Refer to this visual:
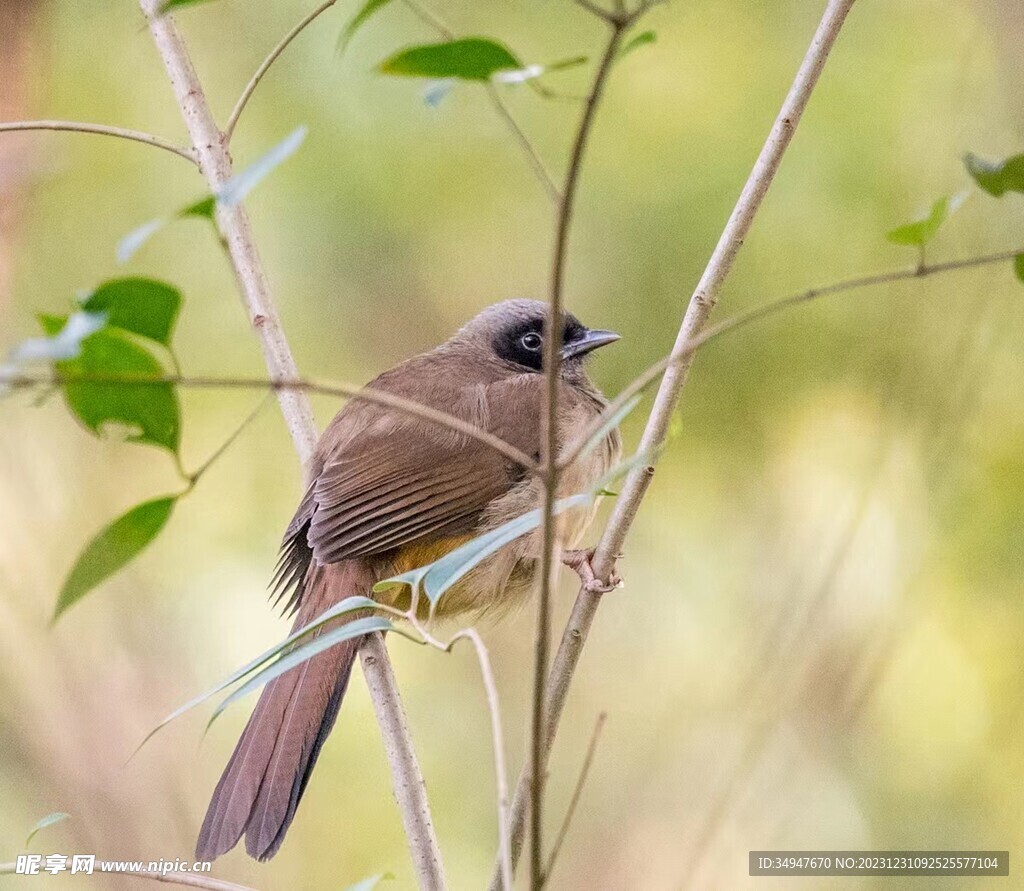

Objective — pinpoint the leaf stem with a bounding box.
[0,120,196,164]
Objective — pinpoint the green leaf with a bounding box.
[41,317,180,453]
[211,617,397,724]
[620,30,656,58]
[344,875,393,891]
[54,498,176,620]
[339,0,395,54]
[886,193,966,247]
[25,813,71,847]
[159,0,217,12]
[964,152,1024,197]
[135,596,383,753]
[380,38,522,81]
[1014,254,1024,284]
[181,195,216,219]
[81,278,181,346]
[375,493,594,608]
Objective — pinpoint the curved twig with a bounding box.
[0,862,254,891]
[225,0,340,142]
[0,370,538,474]
[0,120,196,163]
[560,244,1024,468]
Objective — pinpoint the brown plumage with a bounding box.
[196,300,621,862]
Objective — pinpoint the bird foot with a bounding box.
[560,548,623,594]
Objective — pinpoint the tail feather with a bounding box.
[196,562,371,862]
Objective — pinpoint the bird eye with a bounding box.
[521,332,542,351]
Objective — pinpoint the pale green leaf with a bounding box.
[211,617,396,723]
[25,813,71,847]
[135,596,382,753]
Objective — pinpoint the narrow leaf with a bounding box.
[41,318,180,453]
[886,193,966,247]
[25,813,71,847]
[376,493,594,607]
[159,0,217,12]
[117,218,167,264]
[964,151,1024,197]
[1014,254,1024,284]
[136,596,381,752]
[81,278,182,346]
[572,394,642,462]
[54,497,176,620]
[620,30,656,58]
[211,617,395,723]
[217,126,307,208]
[380,38,522,81]
[339,0,395,53]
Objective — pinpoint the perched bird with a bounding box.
[196,299,622,862]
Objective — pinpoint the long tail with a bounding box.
[196,561,373,862]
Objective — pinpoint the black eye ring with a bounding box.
[521,332,542,351]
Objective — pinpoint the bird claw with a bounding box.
[561,548,623,594]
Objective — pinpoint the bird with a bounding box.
[195,299,622,862]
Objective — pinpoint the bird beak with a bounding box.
[561,328,621,360]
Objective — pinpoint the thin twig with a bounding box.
[450,629,513,891]
[560,244,1024,468]
[532,14,629,891]
[186,392,272,486]
[1,371,537,473]
[399,0,561,203]
[544,712,607,882]
[493,1,860,886]
[137,2,446,886]
[0,120,196,163]
[0,862,255,891]
[224,0,340,142]
[485,85,562,205]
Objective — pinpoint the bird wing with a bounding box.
[271,374,543,614]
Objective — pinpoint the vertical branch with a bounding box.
[137,3,446,888]
[531,13,628,890]
[495,0,859,886]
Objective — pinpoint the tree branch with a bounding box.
[495,0,860,886]
[0,120,196,163]
[485,85,562,205]
[225,0,340,142]
[0,862,255,891]
[136,2,446,887]
[532,13,629,890]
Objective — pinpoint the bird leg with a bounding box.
[560,548,623,594]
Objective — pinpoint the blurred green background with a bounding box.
[2,0,1023,888]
